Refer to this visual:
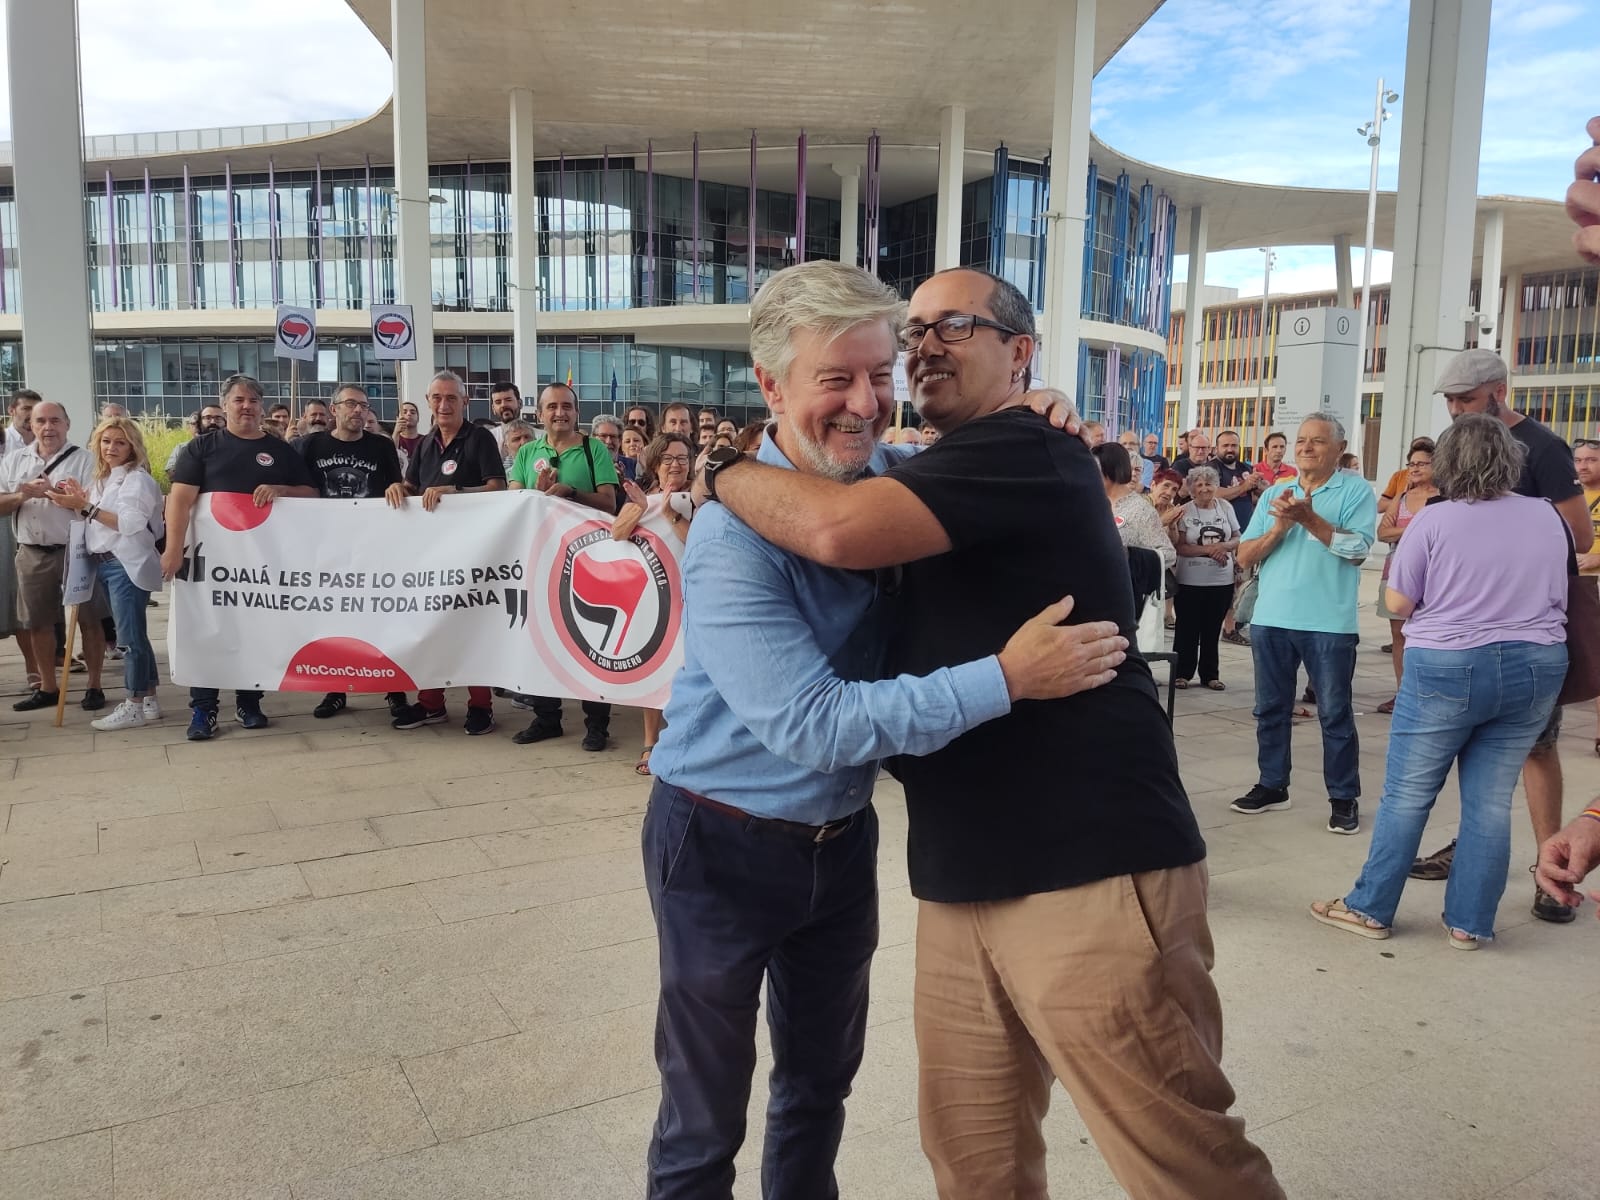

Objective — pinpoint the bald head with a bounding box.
[30,401,69,454]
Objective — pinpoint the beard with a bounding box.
[786,424,873,483]
[1219,451,1239,465]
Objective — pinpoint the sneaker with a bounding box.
[108,645,127,661]
[236,705,270,730]
[142,696,162,722]
[1230,784,1291,815]
[392,702,447,730]
[510,693,538,710]
[186,709,218,740]
[1531,881,1576,924]
[463,706,497,736]
[1409,839,1455,881]
[512,721,563,745]
[92,699,146,731]
[12,689,59,712]
[1327,799,1360,835]
[385,692,409,721]
[1300,685,1316,705]
[313,693,347,719]
[80,687,106,712]
[581,728,609,752]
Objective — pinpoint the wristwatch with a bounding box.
[700,446,746,503]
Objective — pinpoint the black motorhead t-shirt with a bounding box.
[170,429,315,494]
[404,423,506,492]
[884,407,1206,904]
[300,431,404,499]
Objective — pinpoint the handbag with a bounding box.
[1234,572,1259,627]
[1554,507,1600,705]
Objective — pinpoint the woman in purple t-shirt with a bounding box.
[1313,415,1569,949]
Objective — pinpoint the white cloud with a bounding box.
[1493,0,1583,36]
[1186,246,1393,299]
[0,0,392,140]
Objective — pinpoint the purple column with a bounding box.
[105,170,118,310]
[267,157,279,304]
[795,131,807,265]
[646,140,655,306]
[464,156,474,308]
[602,147,611,309]
[1105,345,1122,426]
[224,159,238,308]
[144,167,156,308]
[365,156,375,303]
[692,133,701,301]
[748,131,758,296]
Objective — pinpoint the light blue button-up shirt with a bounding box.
[1242,469,1378,635]
[648,436,1012,823]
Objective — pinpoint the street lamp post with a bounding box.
[1354,78,1400,415]
[1256,247,1275,418]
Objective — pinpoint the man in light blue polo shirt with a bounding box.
[640,261,1126,1200]
[1232,412,1377,834]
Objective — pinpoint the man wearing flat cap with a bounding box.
[1407,347,1591,924]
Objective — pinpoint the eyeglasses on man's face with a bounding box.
[900,313,1021,351]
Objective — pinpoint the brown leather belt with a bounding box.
[681,788,856,844]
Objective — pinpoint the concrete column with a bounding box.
[1333,235,1354,309]
[834,164,860,266]
[1477,207,1504,352]
[391,0,436,428]
[1376,0,1491,481]
[5,1,95,429]
[934,105,965,271]
[1498,269,1521,377]
[509,88,539,393]
[1040,0,1096,389]
[1179,205,1208,436]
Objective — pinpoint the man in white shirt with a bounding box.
[3,389,39,457]
[0,400,109,711]
[489,382,523,450]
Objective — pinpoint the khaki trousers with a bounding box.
[914,862,1283,1199]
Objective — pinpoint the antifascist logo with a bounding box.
[277,312,314,350]
[548,526,675,683]
[374,312,414,352]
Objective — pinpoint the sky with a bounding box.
[0,0,1593,301]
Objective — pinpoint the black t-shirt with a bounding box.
[171,429,315,494]
[404,423,505,491]
[1214,458,1257,527]
[1141,451,1170,473]
[301,431,404,499]
[1510,419,1580,502]
[884,408,1206,903]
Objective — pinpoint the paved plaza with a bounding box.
[2,573,1597,1199]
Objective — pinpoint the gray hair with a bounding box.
[1302,411,1346,443]
[500,419,535,439]
[590,413,623,436]
[31,400,69,426]
[428,370,465,396]
[930,267,1037,388]
[1431,412,1525,502]
[750,260,904,384]
[1186,465,1220,489]
[330,383,369,403]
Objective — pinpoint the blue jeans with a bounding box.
[96,558,157,695]
[643,780,878,1200]
[1250,625,1360,799]
[1344,641,1566,939]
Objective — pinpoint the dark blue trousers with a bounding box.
[642,780,879,1200]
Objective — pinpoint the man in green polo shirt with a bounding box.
[508,382,622,751]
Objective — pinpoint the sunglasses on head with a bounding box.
[1575,439,1600,449]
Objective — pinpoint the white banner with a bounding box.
[167,491,685,707]
[62,520,95,607]
[274,305,317,362]
[370,304,418,362]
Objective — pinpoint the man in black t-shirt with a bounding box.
[1411,348,1592,923]
[301,383,408,722]
[382,370,507,736]
[163,374,318,741]
[708,269,1282,1198]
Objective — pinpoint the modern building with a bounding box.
[2,0,1581,480]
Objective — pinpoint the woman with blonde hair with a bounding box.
[45,416,164,729]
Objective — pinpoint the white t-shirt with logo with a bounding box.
[1171,501,1240,588]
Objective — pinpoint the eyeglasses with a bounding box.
[658,454,692,466]
[337,401,371,412]
[900,313,1021,350]
[1406,458,1432,467]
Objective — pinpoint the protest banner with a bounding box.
[167,490,685,708]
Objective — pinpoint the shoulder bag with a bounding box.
[1554,504,1600,706]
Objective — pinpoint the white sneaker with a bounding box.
[108,646,127,661]
[142,696,162,722]
[92,699,146,731]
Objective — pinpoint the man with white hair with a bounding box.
[642,260,1131,1199]
[0,399,110,711]
[1234,412,1378,833]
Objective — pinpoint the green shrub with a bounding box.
[137,418,189,492]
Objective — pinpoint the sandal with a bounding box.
[635,745,655,777]
[1221,629,1250,646]
[1164,617,1176,630]
[1173,678,1189,689]
[1204,680,1225,691]
[1443,921,1481,950]
[1291,706,1315,720]
[1310,899,1391,940]
[1377,697,1396,715]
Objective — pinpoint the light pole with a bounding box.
[1353,78,1399,414]
[1255,247,1275,418]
